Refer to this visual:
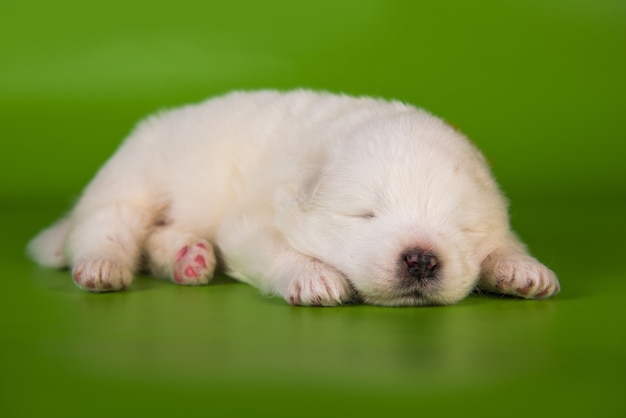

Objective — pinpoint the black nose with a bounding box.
[403,249,439,281]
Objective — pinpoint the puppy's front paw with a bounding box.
[72,259,133,292]
[172,241,216,285]
[284,263,354,306]
[487,255,560,299]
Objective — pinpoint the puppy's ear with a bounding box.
[274,165,323,235]
[274,147,327,223]
[296,169,323,210]
[294,145,330,211]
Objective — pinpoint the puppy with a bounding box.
[27,90,560,306]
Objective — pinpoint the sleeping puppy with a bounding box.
[27,90,560,306]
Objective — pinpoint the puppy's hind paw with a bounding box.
[72,259,133,292]
[172,241,216,286]
[284,263,355,307]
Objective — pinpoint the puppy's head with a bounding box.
[277,110,509,306]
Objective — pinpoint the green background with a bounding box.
[1,1,625,417]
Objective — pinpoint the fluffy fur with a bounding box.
[27,90,560,306]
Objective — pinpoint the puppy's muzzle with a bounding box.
[402,249,439,282]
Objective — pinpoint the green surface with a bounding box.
[1,1,625,417]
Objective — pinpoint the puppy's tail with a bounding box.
[27,217,71,268]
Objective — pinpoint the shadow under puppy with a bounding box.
[28,90,560,306]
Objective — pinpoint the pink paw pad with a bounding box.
[172,242,213,285]
[176,246,189,261]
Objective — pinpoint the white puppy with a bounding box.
[28,90,560,306]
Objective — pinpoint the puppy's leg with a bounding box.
[479,233,560,299]
[144,226,216,285]
[67,204,150,292]
[217,215,354,306]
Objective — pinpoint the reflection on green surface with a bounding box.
[1,0,625,416]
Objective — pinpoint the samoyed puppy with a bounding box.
[27,90,560,306]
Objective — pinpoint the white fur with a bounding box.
[27,90,560,305]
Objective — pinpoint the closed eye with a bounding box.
[347,212,377,220]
